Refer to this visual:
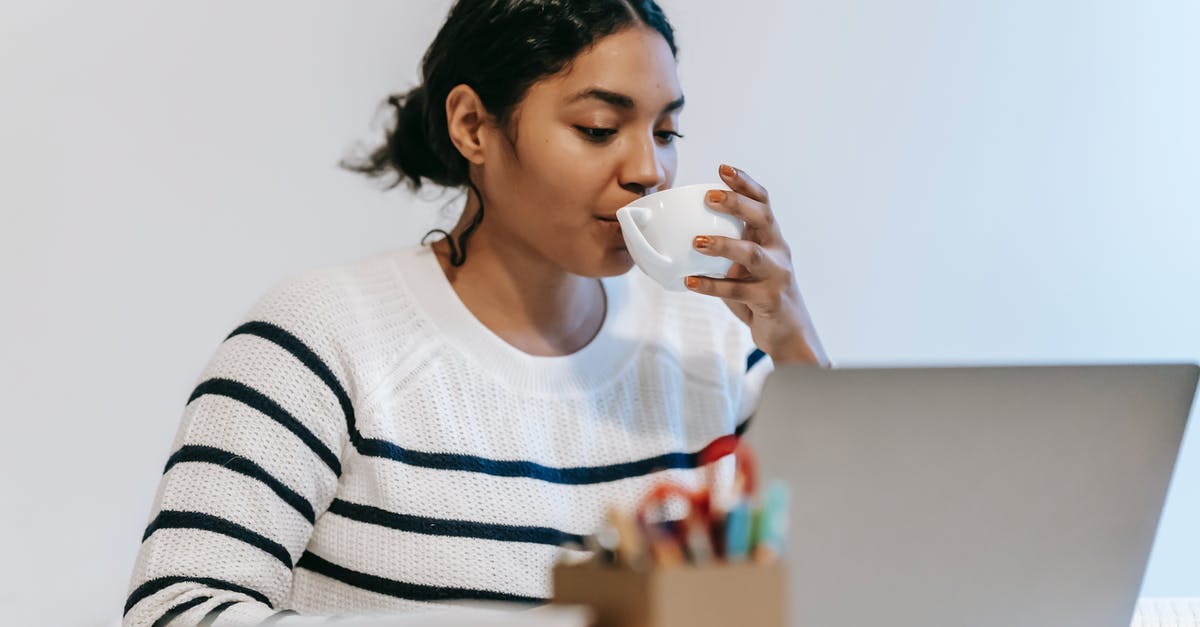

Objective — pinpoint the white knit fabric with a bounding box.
[124,244,773,626]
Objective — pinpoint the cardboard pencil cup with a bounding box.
[551,558,786,627]
[552,441,788,627]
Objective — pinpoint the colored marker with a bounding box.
[724,500,752,561]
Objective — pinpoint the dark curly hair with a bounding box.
[340,0,678,266]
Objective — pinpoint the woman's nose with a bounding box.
[619,132,668,194]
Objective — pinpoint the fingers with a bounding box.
[719,164,768,204]
[705,189,772,233]
[684,274,782,313]
[693,235,780,279]
[707,164,779,238]
[691,164,793,311]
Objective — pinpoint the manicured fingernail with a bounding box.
[693,235,711,249]
[720,164,737,179]
[706,190,725,204]
[685,276,700,290]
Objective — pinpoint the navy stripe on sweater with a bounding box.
[125,576,271,616]
[355,413,751,485]
[163,444,316,524]
[228,320,360,444]
[747,347,767,371]
[151,595,210,627]
[327,499,585,547]
[356,437,697,484]
[297,551,545,604]
[143,510,293,568]
[187,377,341,476]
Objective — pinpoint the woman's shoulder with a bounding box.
[247,246,420,320]
[234,246,428,370]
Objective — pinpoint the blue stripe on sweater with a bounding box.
[142,510,293,568]
[164,444,316,524]
[356,436,725,485]
[327,499,585,547]
[187,377,341,477]
[747,347,766,371]
[296,551,545,604]
[124,576,271,616]
[151,595,210,627]
[228,320,360,444]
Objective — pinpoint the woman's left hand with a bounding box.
[685,163,830,367]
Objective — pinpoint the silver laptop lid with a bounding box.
[745,363,1198,627]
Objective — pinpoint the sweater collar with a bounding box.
[393,244,647,394]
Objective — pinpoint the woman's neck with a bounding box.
[430,204,606,358]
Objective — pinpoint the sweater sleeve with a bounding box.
[123,270,354,627]
[737,342,774,426]
[736,334,775,427]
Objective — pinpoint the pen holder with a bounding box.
[554,440,786,626]
[551,558,787,627]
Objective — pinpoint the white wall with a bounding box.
[1,1,1196,625]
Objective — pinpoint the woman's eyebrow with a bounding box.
[565,87,685,114]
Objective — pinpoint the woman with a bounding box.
[124,1,828,624]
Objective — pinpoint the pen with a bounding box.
[724,499,752,562]
[683,511,714,564]
[754,480,789,562]
[646,519,685,567]
[584,531,616,565]
[606,507,646,569]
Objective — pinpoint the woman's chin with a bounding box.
[568,247,634,278]
[599,247,635,277]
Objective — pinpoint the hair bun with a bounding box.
[381,85,458,190]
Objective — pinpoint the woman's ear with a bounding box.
[445,84,492,165]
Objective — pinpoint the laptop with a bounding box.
[744,363,1199,627]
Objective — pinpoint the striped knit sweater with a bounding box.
[124,243,774,626]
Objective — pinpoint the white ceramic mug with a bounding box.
[616,183,745,291]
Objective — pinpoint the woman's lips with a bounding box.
[595,216,624,240]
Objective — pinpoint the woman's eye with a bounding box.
[576,126,617,141]
[656,130,684,145]
[575,126,685,145]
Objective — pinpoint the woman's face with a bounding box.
[474,26,683,278]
